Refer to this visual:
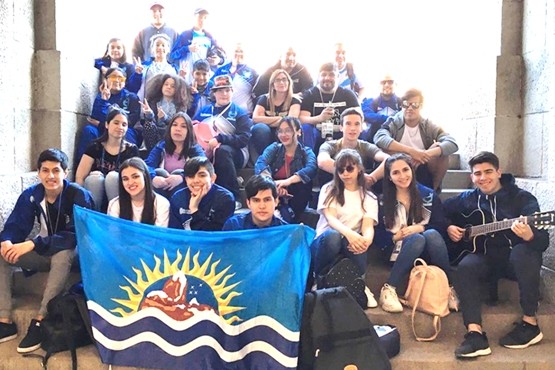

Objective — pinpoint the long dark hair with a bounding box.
[164,112,196,160]
[382,153,423,229]
[145,73,192,112]
[94,107,129,144]
[117,157,156,225]
[323,149,366,209]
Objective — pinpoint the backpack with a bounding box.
[317,257,367,309]
[400,258,450,341]
[38,283,95,370]
[298,287,391,370]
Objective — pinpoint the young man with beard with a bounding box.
[300,63,360,152]
[222,175,286,230]
[373,88,458,192]
[0,149,94,353]
[444,151,548,358]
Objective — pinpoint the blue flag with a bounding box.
[74,207,314,369]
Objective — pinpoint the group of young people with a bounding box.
[0,2,549,363]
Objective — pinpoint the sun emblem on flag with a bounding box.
[111,248,245,324]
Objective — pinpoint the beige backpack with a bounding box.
[400,258,450,341]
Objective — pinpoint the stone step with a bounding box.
[439,188,469,202]
[442,169,472,189]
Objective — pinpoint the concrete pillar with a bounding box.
[494,0,523,175]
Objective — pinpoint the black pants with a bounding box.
[453,243,543,327]
[213,144,245,199]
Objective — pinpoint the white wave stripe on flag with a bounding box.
[88,300,300,342]
[92,328,298,368]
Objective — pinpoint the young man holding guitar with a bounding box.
[444,151,551,358]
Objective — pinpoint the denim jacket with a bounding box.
[254,142,317,184]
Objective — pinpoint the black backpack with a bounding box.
[32,284,95,370]
[317,257,368,309]
[298,287,391,370]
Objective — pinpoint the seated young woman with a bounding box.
[141,73,192,152]
[145,112,205,199]
[75,107,139,211]
[374,153,459,313]
[254,116,316,222]
[107,157,170,227]
[311,148,379,307]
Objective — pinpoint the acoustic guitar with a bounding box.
[449,210,555,264]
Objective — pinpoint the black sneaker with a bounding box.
[499,321,543,349]
[0,322,17,343]
[16,319,42,353]
[455,331,492,358]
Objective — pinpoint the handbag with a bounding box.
[400,258,450,341]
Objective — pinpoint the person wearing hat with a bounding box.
[361,74,403,143]
[170,8,225,85]
[192,74,252,210]
[132,2,178,63]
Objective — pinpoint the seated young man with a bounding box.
[223,175,287,230]
[169,156,235,231]
[444,151,549,358]
[0,148,95,353]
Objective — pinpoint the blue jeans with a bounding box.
[213,144,245,199]
[387,229,452,289]
[250,123,277,155]
[311,229,368,277]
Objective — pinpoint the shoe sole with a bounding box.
[16,343,41,353]
[0,334,17,343]
[501,332,543,349]
[456,347,492,358]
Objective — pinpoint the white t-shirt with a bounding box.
[315,182,378,237]
[107,193,170,227]
[399,124,425,150]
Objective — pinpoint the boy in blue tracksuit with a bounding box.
[0,149,94,354]
[169,157,234,231]
[223,175,287,231]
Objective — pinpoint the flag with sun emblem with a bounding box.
[74,206,314,370]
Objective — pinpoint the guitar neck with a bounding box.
[468,216,525,238]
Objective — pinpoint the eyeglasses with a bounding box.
[402,101,422,109]
[274,78,288,84]
[108,76,126,82]
[338,165,356,174]
[277,128,294,135]
[381,79,394,85]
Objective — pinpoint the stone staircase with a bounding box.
[364,247,555,369]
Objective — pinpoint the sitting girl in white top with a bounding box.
[108,157,170,227]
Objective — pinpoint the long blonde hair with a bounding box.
[268,69,294,116]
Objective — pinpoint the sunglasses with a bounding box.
[402,101,422,109]
[338,165,356,174]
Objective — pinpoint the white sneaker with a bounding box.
[380,284,403,313]
[364,286,378,308]
[449,286,460,312]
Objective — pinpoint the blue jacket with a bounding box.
[361,94,402,126]
[169,184,235,231]
[443,174,549,252]
[254,142,317,184]
[145,140,205,179]
[0,180,95,255]
[169,28,221,66]
[222,212,287,231]
[93,57,141,93]
[374,184,447,249]
[90,89,141,130]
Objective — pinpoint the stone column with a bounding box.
[494,0,523,174]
